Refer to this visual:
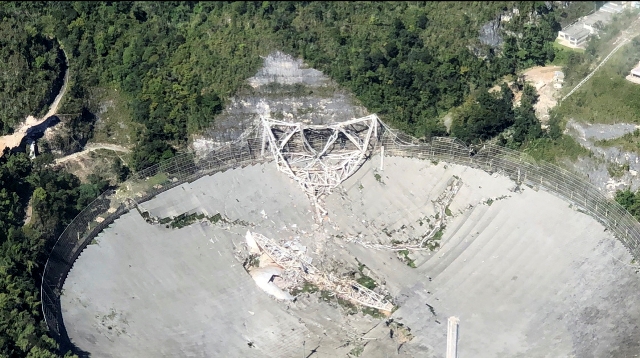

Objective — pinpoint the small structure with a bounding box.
[582,10,615,33]
[553,71,565,89]
[557,24,591,47]
[446,317,460,358]
[27,140,37,159]
[626,62,640,84]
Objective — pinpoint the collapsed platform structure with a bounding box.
[246,230,394,312]
[260,114,382,220]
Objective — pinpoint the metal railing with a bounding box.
[41,124,640,353]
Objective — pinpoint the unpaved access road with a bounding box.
[0,60,69,152]
[54,143,130,165]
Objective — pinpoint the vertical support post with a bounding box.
[450,140,455,161]
[380,145,384,171]
[261,119,267,158]
[446,316,459,358]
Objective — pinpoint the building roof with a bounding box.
[602,1,624,12]
[631,66,640,76]
[583,10,614,27]
[559,23,591,40]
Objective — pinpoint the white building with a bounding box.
[557,1,625,47]
[627,63,640,84]
[557,24,591,47]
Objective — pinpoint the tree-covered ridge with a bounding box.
[0,149,110,357]
[0,8,65,135]
[2,1,574,166]
[277,1,561,137]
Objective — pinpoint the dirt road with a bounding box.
[0,59,70,151]
[54,143,130,165]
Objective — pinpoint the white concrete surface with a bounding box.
[62,157,640,357]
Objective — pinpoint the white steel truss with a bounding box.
[247,230,394,313]
[261,115,380,220]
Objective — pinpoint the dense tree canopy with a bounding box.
[0,1,581,163]
[0,149,107,357]
[0,7,65,135]
[615,188,640,222]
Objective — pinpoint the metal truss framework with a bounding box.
[247,230,394,313]
[261,115,380,220]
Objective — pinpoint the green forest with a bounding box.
[0,1,597,356]
[1,1,585,168]
[0,149,108,357]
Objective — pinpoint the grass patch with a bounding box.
[607,162,630,178]
[551,40,585,66]
[445,207,452,216]
[88,87,142,147]
[433,228,444,241]
[595,129,640,154]
[208,213,223,224]
[355,260,378,289]
[349,345,364,357]
[356,276,378,290]
[397,249,417,268]
[374,172,383,184]
[336,296,359,314]
[361,306,386,319]
[154,211,249,229]
[170,212,206,229]
[320,290,334,302]
[556,38,640,125]
[522,135,591,164]
[145,172,170,187]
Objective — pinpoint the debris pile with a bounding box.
[243,230,395,313]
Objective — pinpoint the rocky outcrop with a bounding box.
[479,18,503,48]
